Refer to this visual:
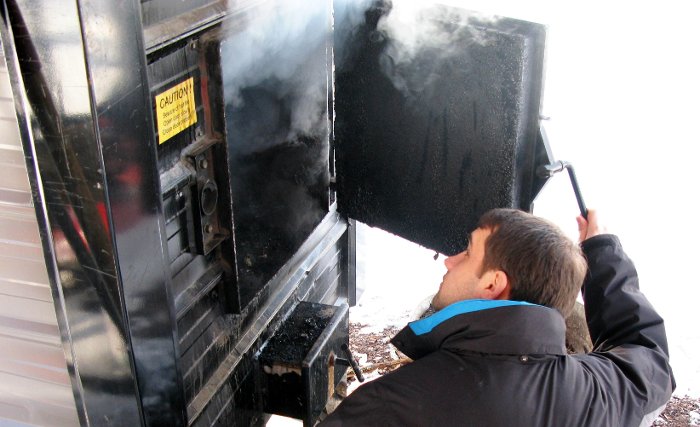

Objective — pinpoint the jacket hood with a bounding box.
[391,299,567,360]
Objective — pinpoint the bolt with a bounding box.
[205,224,213,234]
[199,158,208,169]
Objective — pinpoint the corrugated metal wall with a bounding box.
[0,43,79,426]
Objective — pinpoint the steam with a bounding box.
[219,0,519,289]
[377,2,500,59]
[221,0,332,290]
[335,0,503,99]
[379,3,500,94]
[221,0,330,153]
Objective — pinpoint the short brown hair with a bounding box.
[477,209,586,317]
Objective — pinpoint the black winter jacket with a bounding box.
[321,235,675,426]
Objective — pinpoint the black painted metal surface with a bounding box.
[186,212,350,427]
[80,1,188,424]
[0,0,553,425]
[220,0,333,309]
[141,0,229,54]
[1,0,147,425]
[258,302,348,426]
[334,2,548,255]
[1,0,181,425]
[260,303,338,367]
[4,0,350,424]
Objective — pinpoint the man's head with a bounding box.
[431,208,587,317]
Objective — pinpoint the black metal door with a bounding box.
[334,2,548,255]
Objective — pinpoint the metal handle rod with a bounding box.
[536,160,588,220]
[565,165,588,220]
[341,343,365,382]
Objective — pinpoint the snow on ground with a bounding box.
[690,410,700,427]
[351,222,445,332]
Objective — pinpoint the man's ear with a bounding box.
[480,270,510,300]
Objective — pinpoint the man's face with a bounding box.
[431,227,495,310]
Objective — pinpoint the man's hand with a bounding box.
[576,209,606,243]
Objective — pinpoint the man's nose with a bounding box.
[444,254,459,270]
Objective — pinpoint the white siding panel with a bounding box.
[0,372,79,427]
[0,43,79,426]
[0,240,45,263]
[0,163,31,193]
[0,277,52,303]
[0,215,42,246]
[0,96,16,117]
[0,334,69,385]
[0,119,21,149]
[0,294,59,327]
[0,258,51,291]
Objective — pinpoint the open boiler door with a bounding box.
[334,1,551,255]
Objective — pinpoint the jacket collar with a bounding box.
[391,299,567,360]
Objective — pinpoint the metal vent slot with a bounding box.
[175,266,223,320]
[174,269,229,403]
[191,381,235,427]
[164,183,196,264]
[177,291,220,355]
[180,315,231,402]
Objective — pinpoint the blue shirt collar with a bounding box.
[409,299,539,336]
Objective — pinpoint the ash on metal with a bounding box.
[260,302,337,365]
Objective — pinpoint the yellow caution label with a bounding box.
[155,77,197,144]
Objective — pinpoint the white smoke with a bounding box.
[378,2,502,97]
[221,0,332,261]
[379,3,500,60]
[221,0,330,152]
[335,0,506,98]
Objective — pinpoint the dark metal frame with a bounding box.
[1,0,550,425]
[2,1,354,425]
[1,0,184,425]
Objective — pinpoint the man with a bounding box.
[321,208,674,426]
